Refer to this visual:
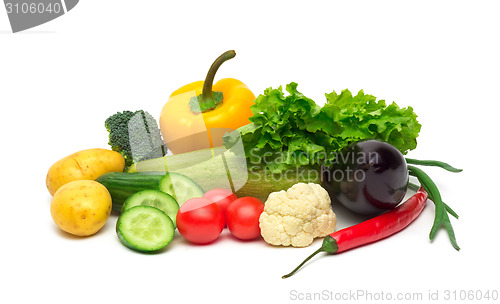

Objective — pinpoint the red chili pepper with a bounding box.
[282,187,428,279]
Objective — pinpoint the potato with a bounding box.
[51,180,112,236]
[46,148,125,196]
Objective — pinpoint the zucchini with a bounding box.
[96,171,203,212]
[128,146,227,173]
[234,166,321,201]
[127,150,321,202]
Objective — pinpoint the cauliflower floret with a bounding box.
[259,183,337,247]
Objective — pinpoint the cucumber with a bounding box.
[116,206,174,252]
[122,190,179,227]
[97,172,164,212]
[96,171,204,212]
[159,172,204,207]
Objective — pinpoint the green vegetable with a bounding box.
[122,190,179,227]
[97,172,163,212]
[159,171,205,207]
[105,110,167,170]
[406,158,463,173]
[116,206,175,252]
[96,172,203,212]
[408,165,460,250]
[223,82,421,173]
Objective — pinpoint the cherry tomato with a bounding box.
[203,188,237,219]
[176,198,224,244]
[226,197,264,240]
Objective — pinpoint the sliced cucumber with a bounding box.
[159,172,204,206]
[122,190,179,227]
[116,206,174,252]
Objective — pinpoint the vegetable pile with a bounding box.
[283,140,461,278]
[45,50,462,279]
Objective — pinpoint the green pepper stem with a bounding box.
[201,50,236,102]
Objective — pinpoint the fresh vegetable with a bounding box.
[160,172,205,207]
[116,205,175,252]
[321,139,409,215]
[50,180,112,236]
[122,189,179,227]
[203,188,238,218]
[282,186,428,278]
[129,146,226,173]
[128,76,460,248]
[46,148,125,196]
[407,165,460,250]
[405,158,463,172]
[259,183,337,247]
[97,172,164,212]
[105,110,167,170]
[176,197,225,244]
[223,82,421,173]
[160,50,255,154]
[96,171,203,212]
[226,197,264,240]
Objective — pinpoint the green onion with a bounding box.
[408,165,460,250]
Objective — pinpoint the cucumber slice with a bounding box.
[122,190,179,227]
[116,206,174,252]
[159,172,204,206]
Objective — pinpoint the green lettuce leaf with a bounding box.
[223,82,421,173]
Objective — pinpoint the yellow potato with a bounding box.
[46,148,124,196]
[51,180,112,236]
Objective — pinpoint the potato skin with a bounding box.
[51,180,112,236]
[46,148,125,196]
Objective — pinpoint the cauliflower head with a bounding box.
[259,183,337,247]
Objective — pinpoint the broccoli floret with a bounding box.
[105,110,167,170]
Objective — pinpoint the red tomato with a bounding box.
[203,188,237,218]
[226,197,264,240]
[176,198,224,244]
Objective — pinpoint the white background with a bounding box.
[1,1,499,303]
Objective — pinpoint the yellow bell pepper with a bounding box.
[160,51,255,154]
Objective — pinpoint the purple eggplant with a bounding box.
[321,140,408,215]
